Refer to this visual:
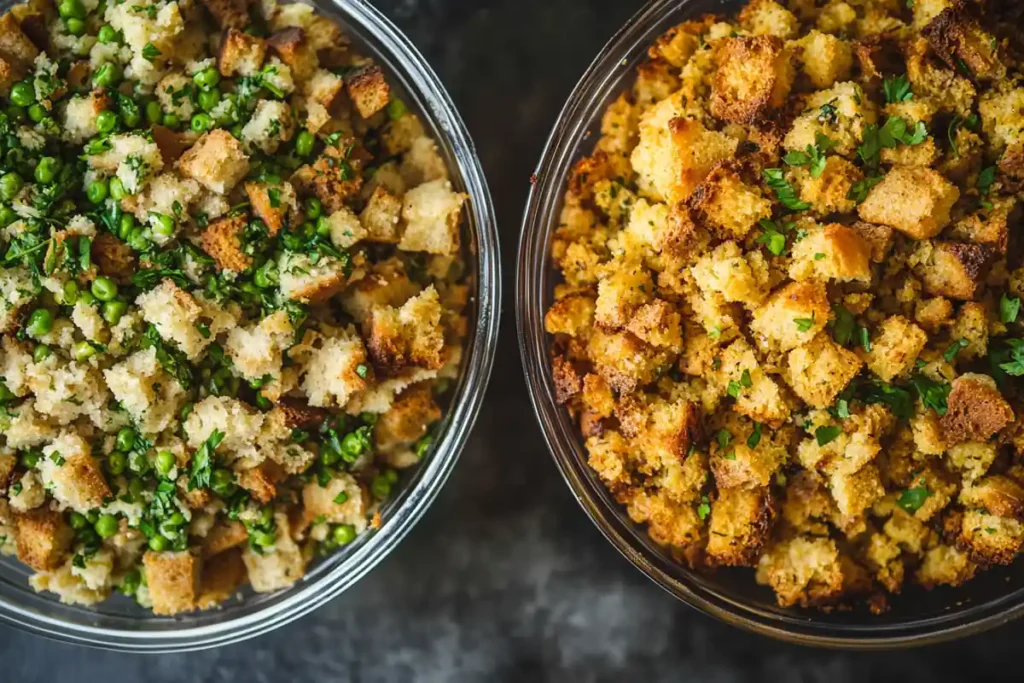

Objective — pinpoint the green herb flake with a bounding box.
[1000,293,1020,324]
[188,429,224,491]
[883,75,913,104]
[142,43,161,62]
[795,313,815,332]
[815,425,842,446]
[897,486,930,513]
[910,373,951,416]
[762,168,810,211]
[943,338,969,363]
[747,421,762,449]
[716,429,732,452]
[697,496,711,521]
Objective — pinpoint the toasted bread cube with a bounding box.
[794,156,862,216]
[615,396,701,472]
[240,99,295,155]
[945,439,996,485]
[291,143,363,214]
[39,437,111,511]
[62,91,111,145]
[922,6,1004,82]
[242,513,306,592]
[940,373,1014,445]
[858,166,959,239]
[631,108,738,204]
[585,430,631,488]
[861,315,928,381]
[305,68,343,108]
[0,14,39,71]
[786,333,863,408]
[374,383,441,448]
[594,260,652,329]
[324,206,369,249]
[912,240,991,300]
[623,488,704,560]
[850,221,894,263]
[224,310,293,384]
[398,179,465,255]
[301,473,370,529]
[625,300,683,351]
[104,348,188,435]
[586,329,667,394]
[137,280,230,359]
[245,181,297,236]
[196,549,247,609]
[710,35,794,124]
[692,241,771,308]
[829,463,885,519]
[237,462,285,504]
[198,0,249,29]
[960,475,1024,520]
[755,536,846,608]
[296,330,370,408]
[789,223,871,283]
[201,520,249,557]
[278,251,350,304]
[749,281,830,352]
[647,18,708,67]
[179,130,250,195]
[345,64,390,119]
[268,398,328,431]
[13,508,73,571]
[91,233,136,282]
[951,199,1017,255]
[740,0,799,37]
[267,27,318,82]
[218,27,266,77]
[710,419,790,489]
[201,214,251,272]
[916,543,977,589]
[183,396,265,452]
[797,30,852,88]
[957,509,1024,566]
[687,163,772,239]
[143,551,200,615]
[706,486,776,567]
[719,337,792,427]
[544,294,596,339]
[360,186,403,244]
[367,286,445,372]
[783,82,877,158]
[949,301,987,361]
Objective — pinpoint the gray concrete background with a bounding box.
[4,1,1022,680]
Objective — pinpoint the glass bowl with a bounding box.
[0,0,500,652]
[517,0,1024,648]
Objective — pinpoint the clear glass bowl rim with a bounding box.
[516,0,1024,649]
[0,0,501,652]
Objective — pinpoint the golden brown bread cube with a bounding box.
[359,186,404,243]
[200,214,252,272]
[198,0,250,29]
[196,549,247,609]
[913,240,992,300]
[374,383,441,449]
[143,550,201,616]
[940,373,1014,445]
[0,14,40,72]
[345,64,391,119]
[267,27,319,82]
[13,508,73,572]
[179,129,250,195]
[755,535,847,608]
[857,166,959,240]
[860,315,928,382]
[245,181,293,236]
[291,143,364,214]
[200,520,249,557]
[786,333,863,409]
[237,461,286,504]
[91,233,136,282]
[686,162,772,239]
[710,35,794,124]
[960,475,1024,521]
[921,5,1004,82]
[218,28,266,78]
[705,486,776,567]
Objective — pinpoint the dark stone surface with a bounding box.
[2,1,1022,680]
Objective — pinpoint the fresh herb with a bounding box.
[846,174,883,203]
[333,491,349,505]
[697,495,711,521]
[883,75,913,104]
[910,373,951,415]
[1001,294,1021,324]
[355,364,369,379]
[858,326,871,353]
[861,381,914,419]
[747,422,762,449]
[897,485,930,513]
[943,338,968,363]
[996,339,1024,376]
[977,166,996,208]
[795,313,815,332]
[815,425,842,446]
[783,132,836,179]
[755,218,794,256]
[858,116,928,167]
[831,304,855,346]
[142,43,161,62]
[716,429,732,451]
[762,168,810,211]
[139,325,194,389]
[188,429,224,491]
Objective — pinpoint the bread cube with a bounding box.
[345,64,390,119]
[796,30,853,88]
[278,251,350,304]
[916,543,977,589]
[755,536,846,608]
[179,130,249,195]
[687,163,772,239]
[692,241,771,308]
[218,27,266,77]
[0,14,39,72]
[625,300,683,351]
[224,310,294,384]
[711,35,794,123]
[301,473,370,529]
[544,294,596,339]
[296,330,370,408]
[749,281,830,352]
[183,395,265,452]
[237,462,286,504]
[360,186,404,244]
[858,167,959,240]
[922,6,1004,82]
[912,240,992,300]
[397,179,466,255]
[786,333,863,408]
[201,214,251,272]
[794,156,862,216]
[242,514,307,592]
[940,373,1014,445]
[201,520,249,557]
[586,329,667,394]
[143,551,200,616]
[13,508,73,571]
[783,82,877,158]
[719,337,792,427]
[829,463,885,519]
[789,223,871,283]
[706,486,776,567]
[267,27,318,82]
[197,0,249,29]
[245,181,298,236]
[137,280,235,359]
[861,315,928,381]
[367,286,445,372]
[290,143,363,214]
[39,434,111,511]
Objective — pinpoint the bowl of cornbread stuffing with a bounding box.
[0,0,499,651]
[519,0,1024,646]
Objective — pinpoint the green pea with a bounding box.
[77,527,99,546]
[197,88,220,112]
[151,213,174,237]
[97,25,117,44]
[255,393,271,409]
[107,450,127,475]
[26,308,53,337]
[93,63,121,88]
[91,276,118,302]
[96,109,118,133]
[73,341,97,361]
[115,427,135,452]
[316,216,331,237]
[128,226,151,250]
[193,67,220,89]
[155,450,175,476]
[144,100,163,125]
[332,524,356,546]
[77,290,96,306]
[0,205,15,228]
[294,130,314,157]
[32,344,52,363]
[257,505,274,527]
[10,82,35,107]
[190,113,212,133]
[65,17,86,36]
[370,474,392,500]
[148,534,169,551]
[101,299,127,324]
[69,511,89,530]
[0,172,23,201]
[87,179,109,204]
[168,512,185,527]
[5,104,25,123]
[341,432,366,458]
[27,103,47,123]
[19,450,40,468]
[163,113,180,129]
[120,100,141,128]
[95,514,119,539]
[305,197,322,220]
[118,212,135,239]
[109,177,126,200]
[386,97,407,121]
[58,0,86,20]
[210,468,236,496]
[61,279,79,305]
[34,157,58,184]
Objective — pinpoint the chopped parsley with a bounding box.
[142,43,161,62]
[1001,294,1021,324]
[794,313,815,332]
[882,75,913,104]
[896,484,930,513]
[762,168,810,211]
[943,338,969,363]
[831,304,856,346]
[697,495,711,521]
[188,429,225,491]
[747,421,762,449]
[814,425,842,446]
[755,218,794,256]
[909,373,951,415]
[783,132,836,178]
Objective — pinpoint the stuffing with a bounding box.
[691,241,771,308]
[224,310,294,384]
[911,240,991,301]
[88,133,164,195]
[687,163,772,239]
[783,81,877,158]
[242,513,306,592]
[921,5,1004,82]
[142,551,200,616]
[178,129,250,194]
[367,286,445,373]
[785,333,863,408]
[218,27,266,77]
[718,337,792,427]
[294,329,370,409]
[13,508,73,571]
[38,432,111,511]
[705,486,775,567]
[860,315,928,381]
[240,99,295,155]
[794,156,862,216]
[940,373,1014,445]
[197,0,249,29]
[277,250,350,304]
[795,30,852,88]
[858,167,959,240]
[201,214,251,272]
[789,223,872,283]
[184,396,265,453]
[136,280,233,360]
[754,536,847,608]
[359,186,404,244]
[345,64,391,119]
[711,35,795,124]
[290,142,363,214]
[245,180,298,236]
[749,280,830,352]
[397,179,466,256]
